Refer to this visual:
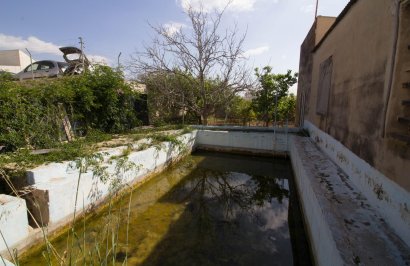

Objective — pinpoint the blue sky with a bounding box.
[1,0,349,90]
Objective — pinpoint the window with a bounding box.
[316,56,333,115]
[25,63,39,72]
[39,61,55,70]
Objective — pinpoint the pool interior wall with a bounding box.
[18,151,312,266]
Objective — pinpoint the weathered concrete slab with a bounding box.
[305,120,410,247]
[290,136,410,265]
[0,195,29,254]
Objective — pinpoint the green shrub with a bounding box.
[0,66,142,151]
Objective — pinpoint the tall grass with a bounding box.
[0,152,137,265]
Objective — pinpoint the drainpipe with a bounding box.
[382,0,402,137]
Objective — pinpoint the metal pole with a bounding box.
[314,0,319,19]
[117,52,122,70]
[25,48,34,80]
[79,37,85,72]
[274,94,278,128]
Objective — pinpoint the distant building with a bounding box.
[297,0,410,191]
[0,49,33,73]
[126,80,147,93]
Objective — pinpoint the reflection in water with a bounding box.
[143,153,294,266]
[20,151,311,266]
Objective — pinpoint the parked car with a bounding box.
[14,60,68,81]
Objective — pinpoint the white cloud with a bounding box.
[244,45,269,57]
[0,33,60,55]
[88,55,110,65]
[163,21,186,36]
[0,33,110,64]
[178,0,258,12]
[300,4,315,13]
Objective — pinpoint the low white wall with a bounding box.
[304,120,410,246]
[26,132,197,225]
[0,195,29,254]
[196,130,290,153]
[289,137,343,266]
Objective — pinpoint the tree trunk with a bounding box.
[201,114,208,125]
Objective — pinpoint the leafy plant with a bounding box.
[0,66,143,152]
[252,66,298,126]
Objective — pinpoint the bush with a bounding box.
[0,66,143,151]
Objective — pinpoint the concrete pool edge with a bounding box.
[289,134,410,265]
[304,120,410,246]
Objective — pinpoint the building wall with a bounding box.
[296,16,335,126]
[385,1,410,160]
[302,0,410,191]
[0,50,33,73]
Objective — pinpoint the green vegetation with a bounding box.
[144,66,298,128]
[277,93,297,123]
[252,66,298,126]
[0,125,193,172]
[213,95,256,126]
[0,65,143,152]
[1,125,193,264]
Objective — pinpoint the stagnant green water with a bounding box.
[20,151,311,265]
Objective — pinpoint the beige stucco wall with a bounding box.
[0,50,32,73]
[305,0,410,190]
[296,16,335,126]
[314,16,336,45]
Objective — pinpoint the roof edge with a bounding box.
[313,0,358,52]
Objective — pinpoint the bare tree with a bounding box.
[130,4,252,125]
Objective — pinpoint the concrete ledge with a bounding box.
[196,130,290,152]
[0,195,29,254]
[290,136,410,265]
[196,144,287,157]
[304,120,410,247]
[193,125,299,133]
